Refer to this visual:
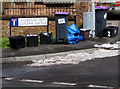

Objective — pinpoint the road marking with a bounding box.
[52,82,76,86]
[20,79,44,83]
[87,85,114,88]
[3,77,13,81]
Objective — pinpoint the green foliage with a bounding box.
[52,35,56,43]
[0,35,56,48]
[0,37,10,48]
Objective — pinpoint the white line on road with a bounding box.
[3,77,14,81]
[20,79,44,83]
[52,82,77,86]
[87,85,114,88]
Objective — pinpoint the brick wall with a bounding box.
[3,2,76,16]
[75,2,91,27]
[1,20,10,37]
[1,2,91,37]
[1,20,75,37]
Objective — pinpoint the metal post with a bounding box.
[10,26,11,36]
[0,1,2,38]
[91,0,95,37]
[47,17,49,32]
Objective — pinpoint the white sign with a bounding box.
[104,13,107,19]
[18,17,48,26]
[58,18,65,24]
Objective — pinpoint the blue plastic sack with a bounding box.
[67,35,83,44]
[67,24,83,44]
[68,24,80,34]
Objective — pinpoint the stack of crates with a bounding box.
[26,34,38,47]
[39,32,52,44]
[9,32,52,49]
[103,26,119,37]
[9,36,25,49]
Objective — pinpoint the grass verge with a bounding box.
[0,37,10,48]
[0,36,56,48]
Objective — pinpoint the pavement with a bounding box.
[1,34,119,64]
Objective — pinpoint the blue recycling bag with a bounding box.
[67,24,83,44]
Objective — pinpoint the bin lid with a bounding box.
[95,6,109,10]
[80,29,91,31]
[9,36,24,39]
[55,12,69,16]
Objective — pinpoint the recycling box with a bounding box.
[103,26,119,37]
[40,32,52,44]
[80,29,90,40]
[9,36,25,49]
[55,12,69,43]
[26,34,38,47]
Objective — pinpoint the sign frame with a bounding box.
[10,17,49,36]
[10,17,48,27]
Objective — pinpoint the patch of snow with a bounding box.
[94,41,120,49]
[27,48,119,67]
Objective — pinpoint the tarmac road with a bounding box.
[1,20,120,89]
[2,55,119,88]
